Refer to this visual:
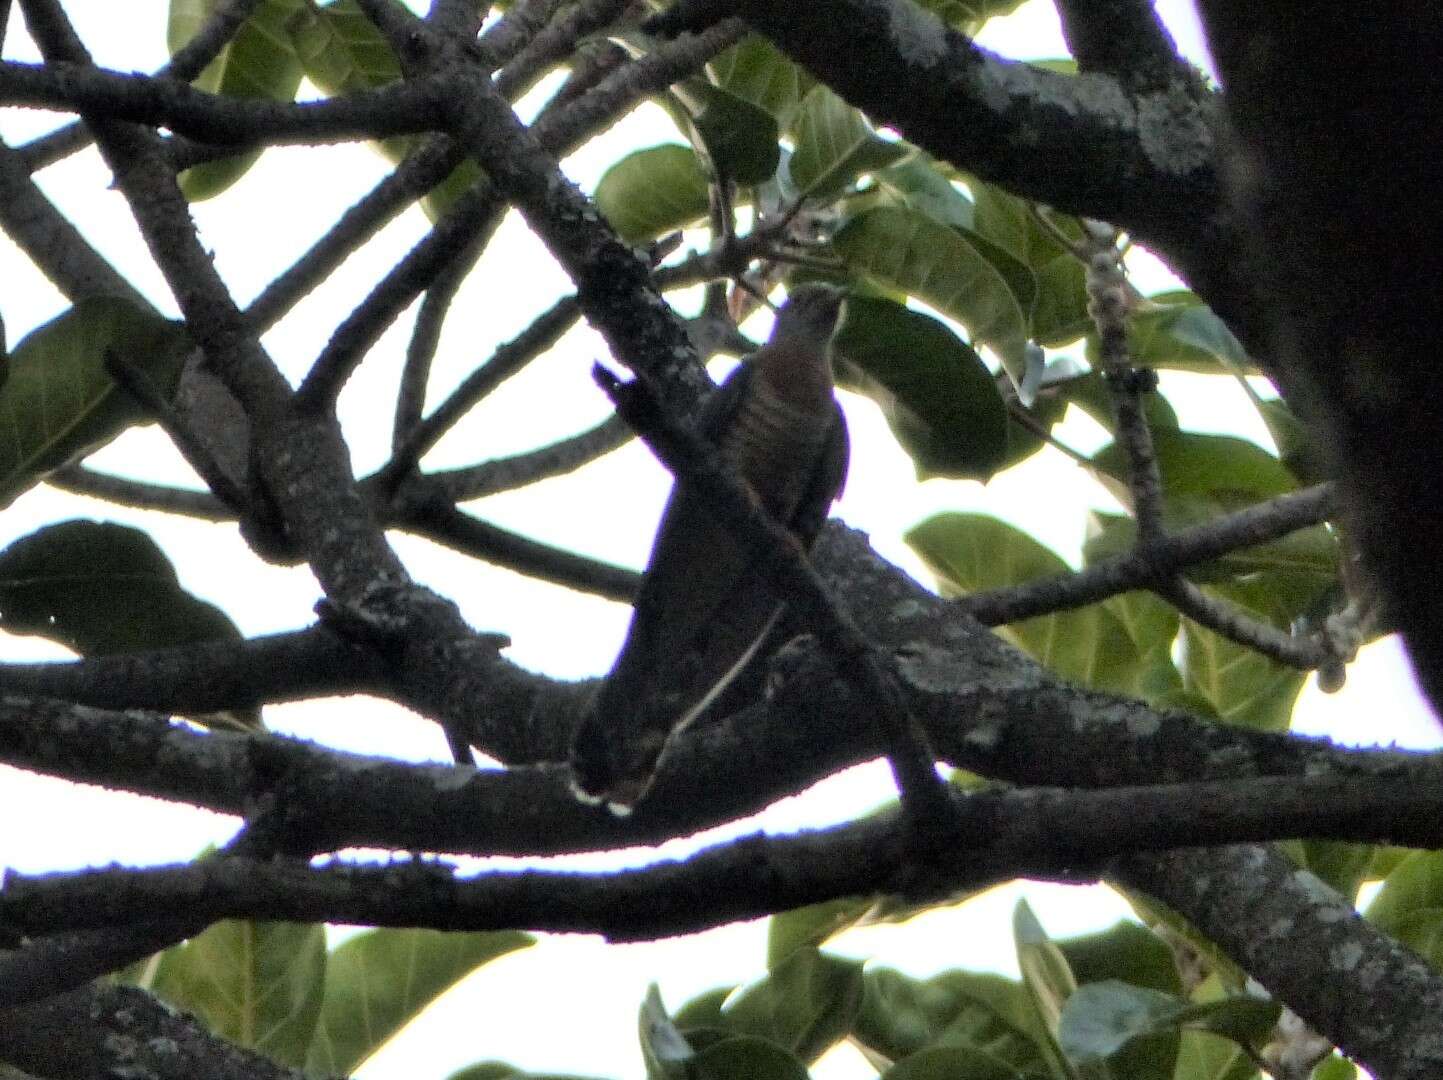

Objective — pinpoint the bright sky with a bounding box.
[0,3,1435,1078]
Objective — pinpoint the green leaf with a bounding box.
[1253,397,1328,484]
[305,928,533,1076]
[667,79,781,185]
[1058,984,1276,1069]
[1031,253,1092,347]
[1180,622,1305,732]
[1171,1031,1258,1080]
[1070,984,1276,1074]
[290,0,400,94]
[833,296,1009,480]
[0,298,190,508]
[1179,578,1309,731]
[1013,901,1090,1080]
[882,1043,1031,1079]
[1095,294,1255,375]
[873,155,975,230]
[290,0,479,218]
[0,520,240,655]
[445,1066,520,1080]
[1058,982,1180,1065]
[1366,851,1443,969]
[1279,840,1375,906]
[1063,371,1179,436]
[853,968,1049,1071]
[707,34,814,129]
[691,1036,810,1080]
[787,85,905,199]
[999,383,1069,471]
[171,0,306,200]
[967,182,1088,347]
[1093,429,1299,510]
[1366,846,1416,882]
[593,144,710,243]
[150,920,326,1066]
[672,986,738,1033]
[0,519,257,730]
[908,513,1166,692]
[1172,998,1280,1045]
[640,984,695,1080]
[1097,591,1183,703]
[446,1066,603,1080]
[969,181,1075,269]
[1059,922,1181,998]
[915,0,1029,34]
[1310,1056,1357,1080]
[721,947,864,1064]
[767,897,877,970]
[835,206,1032,380]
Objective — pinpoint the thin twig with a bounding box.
[423,411,634,502]
[294,15,742,411]
[493,0,633,102]
[959,483,1337,625]
[380,293,581,488]
[16,0,264,172]
[478,0,570,70]
[393,233,486,451]
[1081,219,1333,671]
[1157,577,1331,669]
[244,137,468,334]
[406,499,641,602]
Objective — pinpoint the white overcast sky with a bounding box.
[0,3,1434,1078]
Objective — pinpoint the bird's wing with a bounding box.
[597,364,773,724]
[787,399,849,546]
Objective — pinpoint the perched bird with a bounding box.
[569,284,851,813]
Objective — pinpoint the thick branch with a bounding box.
[0,627,385,712]
[8,772,1443,941]
[2,524,1436,859]
[0,984,314,1080]
[1122,846,1443,1080]
[0,60,447,146]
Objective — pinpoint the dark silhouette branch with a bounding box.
[404,499,642,602]
[14,0,264,172]
[421,413,634,502]
[9,772,1443,943]
[48,464,234,518]
[0,983,315,1080]
[958,482,1336,624]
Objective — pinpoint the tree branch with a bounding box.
[420,412,634,502]
[47,464,234,519]
[958,482,1336,624]
[14,0,264,172]
[0,59,448,147]
[404,499,642,602]
[0,627,386,712]
[1121,845,1443,1080]
[0,983,315,1080]
[9,773,1443,942]
[4,524,1435,861]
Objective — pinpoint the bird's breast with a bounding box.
[721,377,834,521]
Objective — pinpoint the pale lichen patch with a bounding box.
[1329,940,1365,971]
[888,1,948,69]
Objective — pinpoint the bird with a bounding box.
[568,283,851,813]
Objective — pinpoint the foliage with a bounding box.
[0,2,1421,1079]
